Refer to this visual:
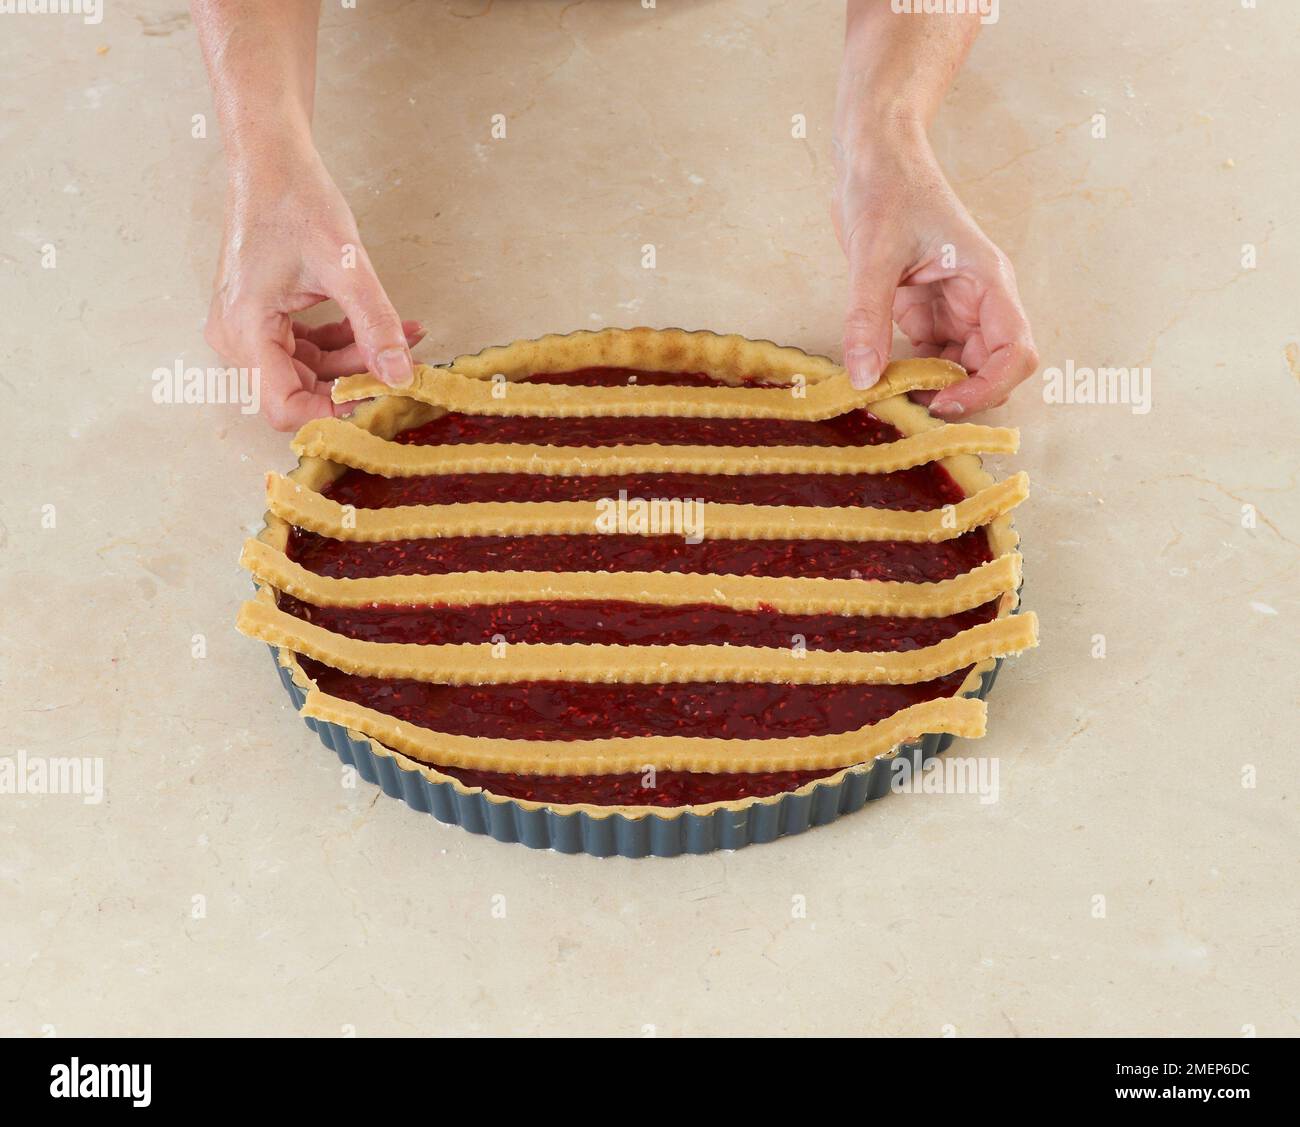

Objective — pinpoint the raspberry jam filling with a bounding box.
[281,367,995,807]
[278,595,999,650]
[525,368,761,388]
[401,763,843,807]
[395,404,900,449]
[325,467,962,511]
[288,530,991,583]
[299,658,970,741]
[379,764,832,805]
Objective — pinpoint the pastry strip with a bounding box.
[241,539,1022,617]
[290,418,1019,478]
[331,360,963,419]
[263,470,1030,544]
[446,327,851,386]
[298,691,988,775]
[237,599,1039,685]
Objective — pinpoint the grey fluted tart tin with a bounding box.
[269,646,1003,858]
[255,330,1021,856]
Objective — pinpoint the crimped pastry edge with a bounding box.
[251,327,1025,819]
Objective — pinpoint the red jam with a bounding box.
[522,368,764,388]
[278,595,999,650]
[282,368,993,806]
[287,530,992,584]
[325,467,963,511]
[393,405,902,450]
[402,762,845,806]
[297,658,971,742]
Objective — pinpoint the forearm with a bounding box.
[835,1,979,161]
[191,0,322,170]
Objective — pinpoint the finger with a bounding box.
[901,339,943,408]
[842,235,904,390]
[292,355,327,395]
[903,296,974,354]
[294,338,367,380]
[292,337,326,370]
[332,396,370,418]
[293,319,355,351]
[894,286,941,348]
[254,341,336,431]
[930,287,1037,418]
[958,331,992,375]
[929,341,1036,417]
[331,260,415,388]
[293,318,424,353]
[295,323,427,380]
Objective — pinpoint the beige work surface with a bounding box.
[2,2,1296,1037]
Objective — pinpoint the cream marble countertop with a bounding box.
[2,1,1296,1037]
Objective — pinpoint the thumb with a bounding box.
[333,259,414,388]
[843,248,902,390]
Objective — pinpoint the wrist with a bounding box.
[833,108,931,179]
[836,62,936,152]
[224,111,314,165]
[223,118,322,204]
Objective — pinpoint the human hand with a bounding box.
[203,143,424,430]
[833,123,1037,417]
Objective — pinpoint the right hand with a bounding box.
[203,143,424,430]
[832,123,1037,417]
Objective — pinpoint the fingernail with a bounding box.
[932,400,965,418]
[846,347,882,389]
[375,346,414,388]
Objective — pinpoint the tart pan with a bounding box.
[269,644,1003,858]
[248,328,1025,858]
